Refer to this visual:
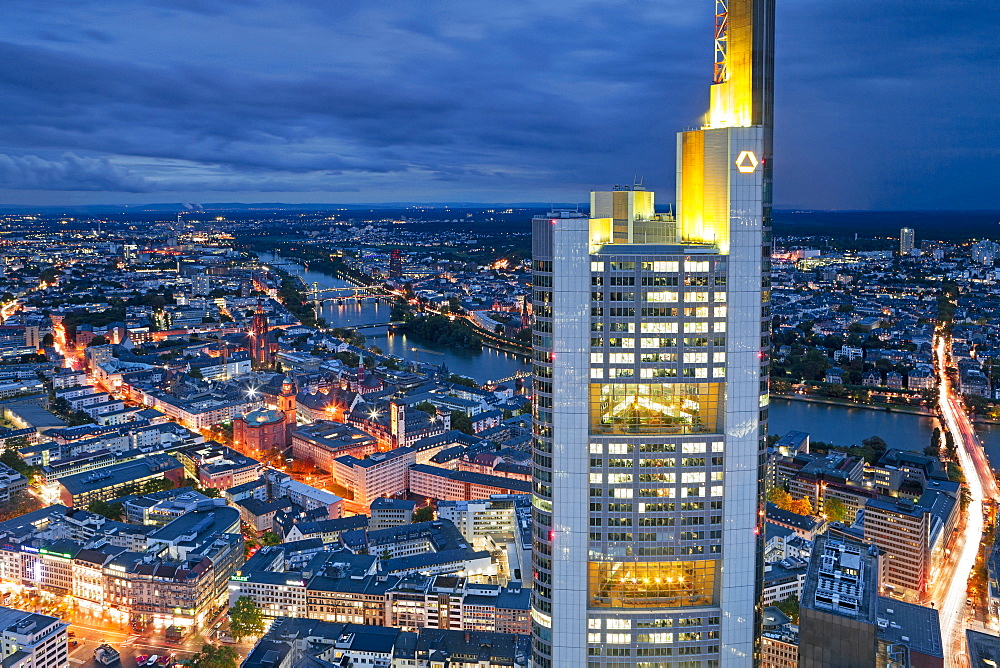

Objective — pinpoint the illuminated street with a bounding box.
[935,332,1000,665]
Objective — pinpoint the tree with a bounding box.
[228,597,265,642]
[788,497,813,517]
[766,487,792,510]
[861,435,888,458]
[41,332,54,347]
[0,490,42,522]
[87,335,108,347]
[188,366,204,380]
[413,506,435,523]
[450,410,474,435]
[87,499,124,521]
[0,447,30,477]
[775,594,800,624]
[261,531,281,546]
[446,374,479,388]
[413,401,437,416]
[191,644,239,668]
[823,497,849,524]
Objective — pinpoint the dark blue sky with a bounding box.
[0,1,995,210]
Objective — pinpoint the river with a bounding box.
[256,252,530,384]
[257,252,1000,467]
[770,398,1000,471]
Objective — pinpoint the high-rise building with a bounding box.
[529,1,774,666]
[389,249,404,279]
[798,536,944,667]
[899,227,915,255]
[250,298,274,369]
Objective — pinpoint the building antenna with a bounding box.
[633,175,645,190]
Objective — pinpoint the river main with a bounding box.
[259,253,1000,468]
[257,252,530,384]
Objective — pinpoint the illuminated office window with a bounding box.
[589,383,721,435]
[588,559,719,608]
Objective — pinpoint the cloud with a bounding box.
[0,153,152,191]
[0,0,994,207]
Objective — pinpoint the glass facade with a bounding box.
[532,1,774,666]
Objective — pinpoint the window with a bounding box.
[588,560,719,608]
[590,383,722,434]
[642,307,676,317]
[641,322,679,334]
[646,291,678,302]
[641,261,679,272]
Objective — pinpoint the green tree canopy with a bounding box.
[87,499,124,521]
[191,644,239,668]
[413,506,435,523]
[775,595,800,624]
[823,497,849,524]
[228,596,265,642]
[450,410,473,435]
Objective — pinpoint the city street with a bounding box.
[65,612,249,668]
[934,333,1000,666]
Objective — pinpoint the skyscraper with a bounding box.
[529,2,774,666]
[899,227,915,256]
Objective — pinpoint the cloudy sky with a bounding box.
[0,0,995,209]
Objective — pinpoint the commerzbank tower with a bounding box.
[529,1,775,666]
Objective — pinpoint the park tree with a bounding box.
[823,497,849,524]
[766,487,793,511]
[261,531,281,546]
[450,410,474,435]
[228,596,265,642]
[191,644,239,668]
[413,506,435,523]
[775,595,800,623]
[87,499,124,521]
[87,335,108,347]
[788,497,813,517]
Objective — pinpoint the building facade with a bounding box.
[529,1,774,666]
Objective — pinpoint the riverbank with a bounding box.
[773,393,937,418]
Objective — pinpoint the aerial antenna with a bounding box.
[633,175,645,190]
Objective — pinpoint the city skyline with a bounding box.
[0,1,995,210]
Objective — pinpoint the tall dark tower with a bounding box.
[278,373,297,447]
[388,249,404,280]
[250,299,272,369]
[529,1,775,667]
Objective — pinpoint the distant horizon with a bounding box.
[0,201,997,215]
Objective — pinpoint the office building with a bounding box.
[0,607,69,668]
[899,227,915,255]
[529,1,774,665]
[798,536,880,666]
[798,535,944,667]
